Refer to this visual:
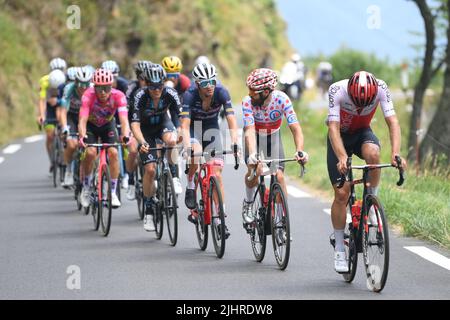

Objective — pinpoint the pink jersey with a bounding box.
[79,87,128,127]
[242,90,298,135]
[327,79,395,133]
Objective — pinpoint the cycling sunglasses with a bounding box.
[94,85,112,93]
[77,82,90,89]
[198,79,216,88]
[147,82,164,90]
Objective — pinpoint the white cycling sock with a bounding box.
[334,229,345,252]
[187,178,195,190]
[83,174,93,188]
[245,186,256,202]
[367,186,379,196]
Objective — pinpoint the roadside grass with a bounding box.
[282,89,450,249]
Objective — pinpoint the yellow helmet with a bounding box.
[162,56,183,73]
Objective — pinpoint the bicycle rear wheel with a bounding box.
[195,173,208,251]
[210,176,226,258]
[164,170,178,246]
[270,183,290,270]
[342,203,358,282]
[100,165,112,237]
[250,185,267,262]
[362,195,389,292]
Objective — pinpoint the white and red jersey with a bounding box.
[327,79,395,133]
[242,90,298,135]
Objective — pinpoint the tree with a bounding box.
[407,0,444,163]
[419,0,450,163]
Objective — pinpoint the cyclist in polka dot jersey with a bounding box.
[241,68,309,226]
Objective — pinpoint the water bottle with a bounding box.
[351,200,362,228]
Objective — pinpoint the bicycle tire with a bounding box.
[342,203,358,282]
[362,194,390,292]
[195,173,208,251]
[136,164,144,220]
[100,164,112,237]
[269,183,290,270]
[52,138,58,188]
[91,169,99,230]
[210,176,226,258]
[250,185,267,262]
[164,170,178,246]
[154,172,164,240]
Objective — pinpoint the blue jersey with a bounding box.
[180,83,234,126]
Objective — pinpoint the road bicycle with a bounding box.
[185,145,239,258]
[245,153,305,270]
[330,156,405,292]
[84,142,125,237]
[140,145,182,246]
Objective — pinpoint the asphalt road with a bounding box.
[1,132,449,300]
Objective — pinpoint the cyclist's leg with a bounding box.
[139,135,158,230]
[63,114,79,185]
[160,117,179,178]
[80,125,98,207]
[100,122,120,196]
[44,123,56,165]
[204,124,224,201]
[355,128,381,195]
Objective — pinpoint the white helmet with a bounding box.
[291,53,301,62]
[192,63,217,82]
[49,57,67,71]
[48,69,67,88]
[195,55,210,66]
[66,67,79,81]
[101,60,120,75]
[84,65,96,74]
[75,66,94,83]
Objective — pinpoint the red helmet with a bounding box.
[246,68,277,91]
[93,68,114,86]
[347,71,378,108]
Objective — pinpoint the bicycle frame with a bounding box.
[187,147,239,225]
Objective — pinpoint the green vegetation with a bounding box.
[282,89,450,249]
[0,0,292,145]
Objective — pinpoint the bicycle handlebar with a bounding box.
[184,146,240,174]
[336,156,405,188]
[247,152,306,181]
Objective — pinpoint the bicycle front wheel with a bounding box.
[154,175,164,240]
[250,186,267,262]
[210,176,226,258]
[164,171,178,246]
[342,203,358,282]
[270,183,290,270]
[362,195,389,292]
[195,173,208,251]
[100,165,112,237]
[136,165,144,220]
[52,139,59,188]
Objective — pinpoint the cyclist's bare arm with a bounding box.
[384,115,406,167]
[60,107,68,129]
[131,122,145,146]
[243,124,257,158]
[38,98,46,124]
[180,117,191,150]
[328,121,348,175]
[78,115,88,140]
[288,122,305,153]
[118,113,130,138]
[225,113,239,145]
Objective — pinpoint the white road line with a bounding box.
[3,144,21,154]
[404,246,450,271]
[323,208,352,223]
[24,135,44,143]
[0,157,4,164]
[287,185,312,198]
